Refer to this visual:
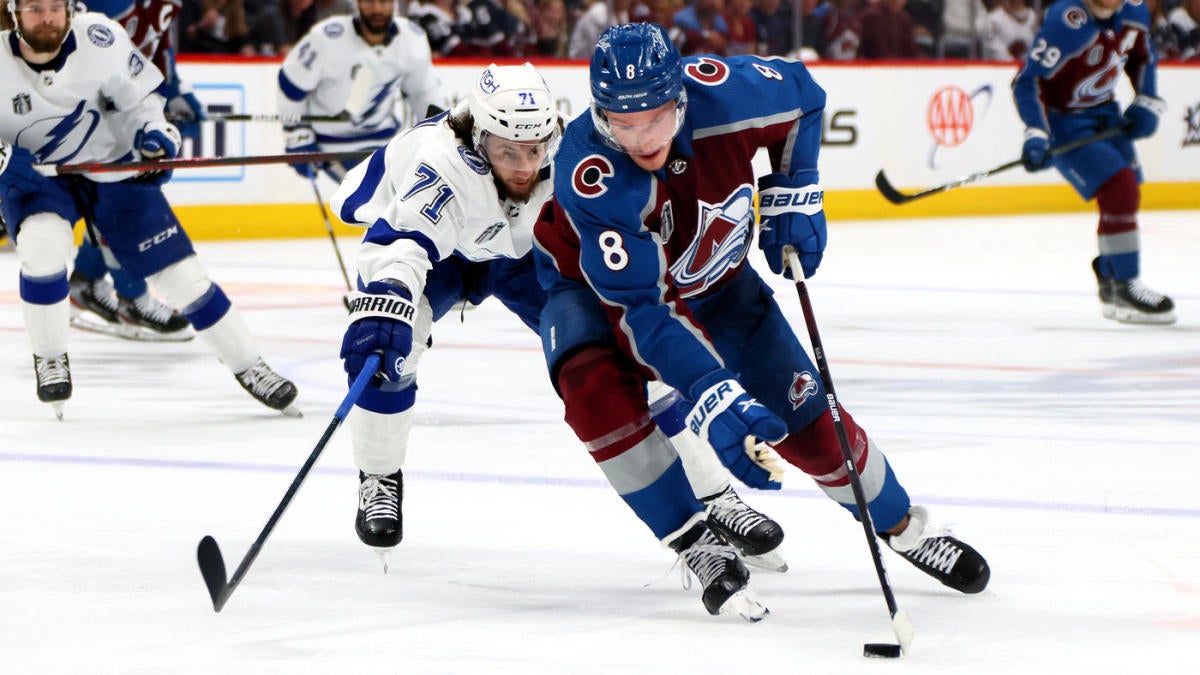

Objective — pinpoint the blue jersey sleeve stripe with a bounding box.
[337,148,389,225]
[278,71,309,102]
[363,219,441,263]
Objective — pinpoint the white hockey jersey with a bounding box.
[278,16,446,152]
[0,12,167,182]
[331,114,553,298]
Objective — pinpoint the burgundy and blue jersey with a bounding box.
[535,54,825,395]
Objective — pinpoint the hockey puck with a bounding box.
[863,643,902,659]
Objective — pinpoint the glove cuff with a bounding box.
[686,373,746,439]
[1024,127,1049,141]
[1132,94,1166,117]
[347,285,416,327]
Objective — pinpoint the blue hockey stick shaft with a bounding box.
[197,354,381,612]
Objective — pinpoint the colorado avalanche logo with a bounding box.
[684,57,729,86]
[788,371,818,410]
[86,24,114,48]
[1064,7,1088,29]
[669,186,753,297]
[572,155,614,198]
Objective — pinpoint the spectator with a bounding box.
[568,0,638,59]
[724,0,758,54]
[672,0,729,55]
[980,0,1036,61]
[857,0,920,59]
[820,0,862,59]
[941,0,985,57]
[905,0,942,56]
[410,0,471,56]
[180,0,254,54]
[749,0,795,56]
[1148,0,1183,59]
[460,0,523,56]
[530,0,570,56]
[1167,0,1200,60]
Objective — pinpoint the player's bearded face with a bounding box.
[605,102,680,171]
[357,0,393,34]
[16,1,69,53]
[483,135,549,201]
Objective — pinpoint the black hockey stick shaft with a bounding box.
[875,125,1128,205]
[197,354,380,612]
[170,112,351,124]
[309,175,354,294]
[784,250,912,648]
[39,150,373,176]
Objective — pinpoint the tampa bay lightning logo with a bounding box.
[458,146,489,174]
[87,24,114,48]
[15,100,101,165]
[669,186,753,297]
[324,22,345,38]
[788,371,818,410]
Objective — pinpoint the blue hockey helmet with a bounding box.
[589,23,687,152]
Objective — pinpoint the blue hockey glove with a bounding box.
[1123,95,1166,140]
[687,370,789,490]
[0,142,45,192]
[341,281,417,389]
[284,126,325,179]
[134,123,181,185]
[757,170,826,279]
[1021,128,1050,172]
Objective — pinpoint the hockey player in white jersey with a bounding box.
[0,1,298,418]
[278,0,447,182]
[332,64,787,618]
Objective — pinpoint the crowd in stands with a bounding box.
[174,0,1200,61]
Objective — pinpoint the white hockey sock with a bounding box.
[671,428,732,501]
[351,406,414,475]
[23,299,70,358]
[196,310,260,374]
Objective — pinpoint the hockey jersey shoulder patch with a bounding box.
[86,23,115,48]
[457,146,489,175]
[324,22,345,38]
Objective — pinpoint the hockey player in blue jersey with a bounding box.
[535,22,991,601]
[333,64,788,617]
[1014,0,1175,324]
[67,0,205,341]
[0,0,297,417]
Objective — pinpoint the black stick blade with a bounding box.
[197,535,230,612]
[874,170,912,205]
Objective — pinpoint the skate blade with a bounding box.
[1110,307,1176,325]
[719,588,769,623]
[281,404,303,418]
[70,315,195,342]
[373,548,391,574]
[51,401,65,421]
[740,549,788,573]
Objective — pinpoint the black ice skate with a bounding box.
[356,470,403,572]
[1092,257,1175,325]
[703,487,787,572]
[117,293,194,341]
[234,359,300,416]
[880,506,990,595]
[669,520,768,621]
[69,270,120,324]
[33,353,72,420]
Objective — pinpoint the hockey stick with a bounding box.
[874,125,1129,205]
[309,175,355,307]
[36,150,373,176]
[197,353,380,612]
[785,248,914,656]
[169,112,351,124]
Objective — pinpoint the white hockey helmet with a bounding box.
[468,63,560,158]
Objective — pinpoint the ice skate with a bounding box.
[33,353,72,420]
[669,521,768,621]
[356,470,403,572]
[881,506,990,594]
[234,359,300,416]
[117,293,194,341]
[1092,257,1175,325]
[703,486,787,572]
[69,270,120,325]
